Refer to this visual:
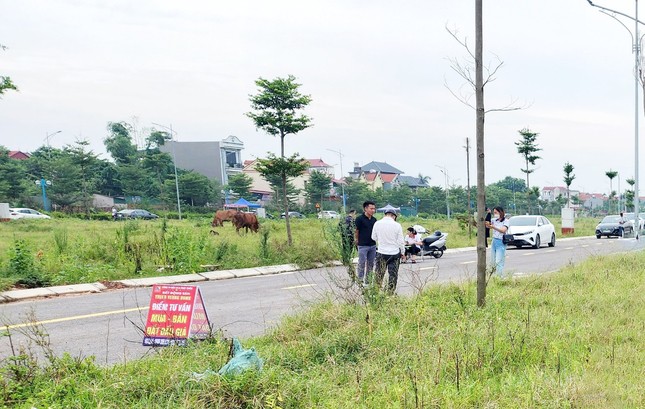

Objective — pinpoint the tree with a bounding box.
[625,178,636,211]
[605,170,618,213]
[516,128,541,212]
[563,162,575,208]
[104,122,137,165]
[66,140,100,214]
[0,45,17,98]
[305,171,332,211]
[247,76,312,245]
[255,153,309,227]
[343,178,371,212]
[227,173,254,200]
[0,147,28,204]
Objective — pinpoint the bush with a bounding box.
[6,239,49,288]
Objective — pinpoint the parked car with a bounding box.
[116,209,159,220]
[318,210,340,219]
[280,211,305,219]
[505,215,556,249]
[9,208,51,219]
[595,215,633,238]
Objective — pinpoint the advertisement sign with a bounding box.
[143,284,211,346]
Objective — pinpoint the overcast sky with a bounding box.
[2,0,644,194]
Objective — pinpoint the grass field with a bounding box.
[0,215,600,290]
[1,247,642,407]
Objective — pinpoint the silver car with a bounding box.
[506,215,556,249]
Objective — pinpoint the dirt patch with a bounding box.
[100,280,128,290]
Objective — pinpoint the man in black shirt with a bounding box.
[354,201,377,284]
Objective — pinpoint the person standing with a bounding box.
[371,209,405,293]
[339,209,356,262]
[355,201,377,285]
[112,206,117,221]
[485,206,510,277]
[484,207,492,248]
[618,212,627,238]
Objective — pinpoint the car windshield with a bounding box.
[624,213,637,220]
[508,216,537,227]
[601,216,620,223]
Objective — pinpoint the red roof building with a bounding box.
[8,150,30,160]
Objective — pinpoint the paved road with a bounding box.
[1,236,642,365]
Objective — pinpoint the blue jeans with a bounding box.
[357,245,376,283]
[490,238,507,277]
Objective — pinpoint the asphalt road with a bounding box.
[1,236,643,366]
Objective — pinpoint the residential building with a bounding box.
[349,161,403,190]
[578,193,606,210]
[7,150,30,160]
[541,186,579,202]
[396,175,429,189]
[159,135,244,185]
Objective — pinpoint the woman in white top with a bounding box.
[403,227,422,263]
[485,206,510,277]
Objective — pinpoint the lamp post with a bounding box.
[587,0,644,235]
[36,178,52,211]
[436,165,451,219]
[326,148,346,213]
[43,130,61,159]
[152,122,182,220]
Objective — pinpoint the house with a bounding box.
[7,150,30,160]
[541,186,579,202]
[243,158,334,204]
[349,161,403,191]
[396,175,429,189]
[159,135,244,185]
[578,193,607,210]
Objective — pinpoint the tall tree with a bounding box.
[66,140,100,214]
[104,122,137,165]
[0,147,27,204]
[226,173,254,200]
[563,162,575,208]
[515,128,541,212]
[0,45,17,98]
[305,170,332,211]
[246,76,312,245]
[605,170,618,213]
[625,178,636,212]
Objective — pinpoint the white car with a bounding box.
[9,208,52,219]
[318,210,340,219]
[506,215,555,249]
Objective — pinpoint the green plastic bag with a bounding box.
[217,338,263,377]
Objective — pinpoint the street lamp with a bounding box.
[587,0,644,234]
[152,122,182,220]
[436,165,451,219]
[326,148,346,213]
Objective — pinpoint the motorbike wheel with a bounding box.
[433,249,443,258]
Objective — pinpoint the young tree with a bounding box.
[227,173,254,200]
[516,128,541,212]
[625,178,636,211]
[605,170,618,213]
[0,147,27,204]
[563,162,575,208]
[246,76,312,245]
[66,140,100,214]
[305,170,332,211]
[104,122,138,165]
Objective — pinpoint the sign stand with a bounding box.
[143,284,211,347]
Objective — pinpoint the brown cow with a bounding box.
[211,209,238,227]
[232,212,259,234]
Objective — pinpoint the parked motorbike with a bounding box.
[412,225,448,259]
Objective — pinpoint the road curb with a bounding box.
[0,237,597,303]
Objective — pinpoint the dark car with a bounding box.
[280,211,305,219]
[116,209,159,220]
[595,215,633,238]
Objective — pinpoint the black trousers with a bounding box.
[375,252,401,293]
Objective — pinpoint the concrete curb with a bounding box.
[0,236,596,303]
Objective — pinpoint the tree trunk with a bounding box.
[526,160,531,214]
[280,133,293,246]
[475,0,487,308]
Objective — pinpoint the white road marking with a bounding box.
[419,266,438,271]
[460,261,476,265]
[545,250,556,253]
[523,252,535,256]
[282,284,316,290]
[565,247,574,250]
[582,245,589,248]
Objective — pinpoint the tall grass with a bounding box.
[1,250,642,407]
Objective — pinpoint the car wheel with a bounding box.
[548,233,556,247]
[533,234,541,249]
[596,235,601,239]
[515,245,522,249]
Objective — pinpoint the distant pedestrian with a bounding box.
[371,209,405,293]
[112,206,117,221]
[485,206,510,277]
[484,207,492,247]
[355,201,377,285]
[339,209,356,262]
[618,212,627,238]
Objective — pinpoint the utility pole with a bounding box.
[327,148,346,213]
[436,165,451,219]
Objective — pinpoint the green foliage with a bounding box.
[226,173,254,200]
[304,170,332,211]
[0,44,18,97]
[5,239,49,288]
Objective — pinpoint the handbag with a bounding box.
[502,234,513,245]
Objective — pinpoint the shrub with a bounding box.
[6,239,49,288]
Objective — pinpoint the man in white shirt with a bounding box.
[371,209,405,293]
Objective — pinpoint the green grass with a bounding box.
[0,215,600,291]
[1,250,642,408]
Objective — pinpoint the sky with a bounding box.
[1,0,645,195]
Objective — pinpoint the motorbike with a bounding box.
[412,225,448,259]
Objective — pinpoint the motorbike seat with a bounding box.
[423,236,441,245]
